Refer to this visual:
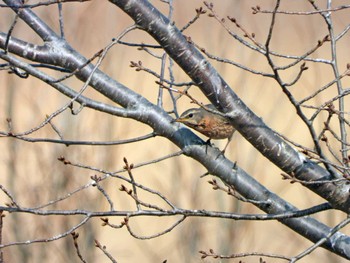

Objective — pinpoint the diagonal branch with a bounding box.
[1,0,350,259]
[108,0,350,212]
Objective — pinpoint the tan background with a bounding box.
[1,0,350,262]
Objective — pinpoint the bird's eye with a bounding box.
[188,113,193,118]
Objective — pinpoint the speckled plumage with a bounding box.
[175,104,235,140]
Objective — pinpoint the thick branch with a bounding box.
[1,0,350,259]
[108,0,350,212]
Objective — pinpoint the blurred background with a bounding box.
[1,0,350,262]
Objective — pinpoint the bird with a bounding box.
[174,104,235,153]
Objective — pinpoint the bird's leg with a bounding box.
[215,134,233,159]
[222,135,233,154]
[205,139,212,154]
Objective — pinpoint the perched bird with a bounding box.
[175,104,235,153]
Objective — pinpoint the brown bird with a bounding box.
[175,104,235,153]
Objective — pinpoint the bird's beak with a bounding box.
[172,117,187,124]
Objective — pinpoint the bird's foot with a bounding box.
[204,139,212,154]
[215,149,226,160]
